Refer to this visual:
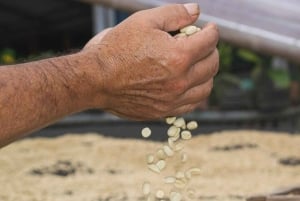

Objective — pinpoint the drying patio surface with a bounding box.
[0,130,299,201]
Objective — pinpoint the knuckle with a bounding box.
[132,10,147,19]
[177,79,189,93]
[203,79,214,97]
[208,79,214,90]
[204,49,219,78]
[209,23,220,40]
[204,23,219,47]
[167,50,189,70]
[211,49,220,76]
[213,48,219,60]
[167,79,188,95]
[128,11,142,23]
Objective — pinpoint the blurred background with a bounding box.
[1,0,300,138]
[1,1,300,201]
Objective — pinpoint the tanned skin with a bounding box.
[0,4,219,147]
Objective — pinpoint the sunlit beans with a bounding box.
[173,117,186,129]
[141,127,152,138]
[181,152,187,163]
[166,116,177,124]
[187,121,198,130]
[142,182,151,195]
[185,167,201,179]
[170,191,182,201]
[156,149,166,160]
[164,176,176,184]
[180,25,199,35]
[148,164,161,174]
[155,190,165,199]
[156,160,166,170]
[168,126,181,137]
[146,154,155,164]
[163,145,174,157]
[141,25,202,201]
[181,130,192,140]
[187,188,196,199]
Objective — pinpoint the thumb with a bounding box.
[144,3,200,32]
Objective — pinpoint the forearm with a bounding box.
[0,51,101,147]
[0,3,219,147]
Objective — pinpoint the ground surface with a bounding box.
[0,130,300,201]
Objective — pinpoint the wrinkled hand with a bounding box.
[83,4,219,120]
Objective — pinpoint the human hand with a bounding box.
[84,28,112,50]
[82,3,219,120]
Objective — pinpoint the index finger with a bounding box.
[178,23,219,65]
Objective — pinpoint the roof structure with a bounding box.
[1,0,299,63]
[80,0,300,64]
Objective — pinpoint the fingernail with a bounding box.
[184,3,199,16]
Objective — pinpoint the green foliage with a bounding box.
[268,68,290,89]
[237,49,262,65]
[0,48,16,64]
[218,42,233,72]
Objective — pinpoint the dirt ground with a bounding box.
[0,130,300,201]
